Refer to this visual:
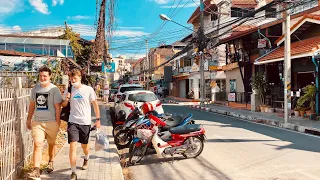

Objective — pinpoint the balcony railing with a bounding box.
[183,66,191,73]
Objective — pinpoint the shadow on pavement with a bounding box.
[164,104,320,153]
[131,156,186,166]
[206,138,278,143]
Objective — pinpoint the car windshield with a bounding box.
[128,93,158,102]
[120,86,144,93]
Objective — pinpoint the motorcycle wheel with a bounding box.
[129,143,148,165]
[183,136,204,158]
[114,130,133,149]
[112,125,123,137]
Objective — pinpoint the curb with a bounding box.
[165,99,200,105]
[187,105,320,137]
[105,106,125,180]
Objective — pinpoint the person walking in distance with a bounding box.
[26,66,62,179]
[61,69,101,180]
[103,83,109,104]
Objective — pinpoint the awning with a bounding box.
[0,36,70,46]
[212,71,226,79]
[254,36,320,65]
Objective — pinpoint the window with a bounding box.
[266,8,276,18]
[231,7,254,17]
[49,45,61,56]
[128,93,158,102]
[210,13,218,21]
[184,59,192,67]
[0,43,5,50]
[7,44,25,52]
[119,86,144,93]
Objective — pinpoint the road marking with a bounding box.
[184,106,320,139]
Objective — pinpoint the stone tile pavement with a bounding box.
[41,103,123,180]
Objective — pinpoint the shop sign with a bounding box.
[102,62,115,73]
[230,79,236,93]
[228,93,236,102]
[209,60,219,70]
[258,39,267,49]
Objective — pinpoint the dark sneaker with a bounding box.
[70,172,77,180]
[82,159,89,170]
[47,161,54,173]
[27,168,41,180]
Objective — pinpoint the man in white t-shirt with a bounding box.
[61,69,101,180]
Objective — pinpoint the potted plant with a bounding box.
[265,106,274,113]
[299,107,307,117]
[297,84,316,118]
[250,72,268,112]
[306,108,313,117]
[294,107,300,117]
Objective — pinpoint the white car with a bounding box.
[114,90,164,122]
[114,84,144,103]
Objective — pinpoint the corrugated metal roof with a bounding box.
[255,36,320,64]
[0,36,70,46]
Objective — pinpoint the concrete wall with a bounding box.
[225,67,245,93]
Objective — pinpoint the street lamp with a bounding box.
[160,14,171,21]
[159,13,195,32]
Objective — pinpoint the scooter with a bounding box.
[115,112,195,149]
[129,111,205,165]
[112,106,143,137]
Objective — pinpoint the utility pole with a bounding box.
[284,3,291,123]
[146,40,149,90]
[199,0,206,106]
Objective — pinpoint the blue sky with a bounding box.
[0,0,199,58]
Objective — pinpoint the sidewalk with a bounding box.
[164,98,320,136]
[41,103,123,180]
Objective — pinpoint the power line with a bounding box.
[131,0,313,76]
[167,0,177,17]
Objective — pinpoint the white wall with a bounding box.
[225,67,244,93]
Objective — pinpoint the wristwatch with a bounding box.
[96,118,101,121]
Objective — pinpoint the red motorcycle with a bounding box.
[129,103,206,165]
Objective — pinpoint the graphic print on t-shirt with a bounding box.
[36,93,49,111]
[73,93,83,99]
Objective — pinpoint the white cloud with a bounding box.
[161,3,197,8]
[0,25,22,34]
[115,53,145,59]
[67,15,92,21]
[0,0,23,19]
[52,0,64,6]
[69,24,149,37]
[114,30,149,37]
[118,27,144,30]
[29,0,50,14]
[152,0,170,4]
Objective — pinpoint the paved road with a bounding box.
[128,103,320,180]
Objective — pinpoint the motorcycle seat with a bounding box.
[169,124,201,134]
[166,114,190,127]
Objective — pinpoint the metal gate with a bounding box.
[0,87,33,180]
